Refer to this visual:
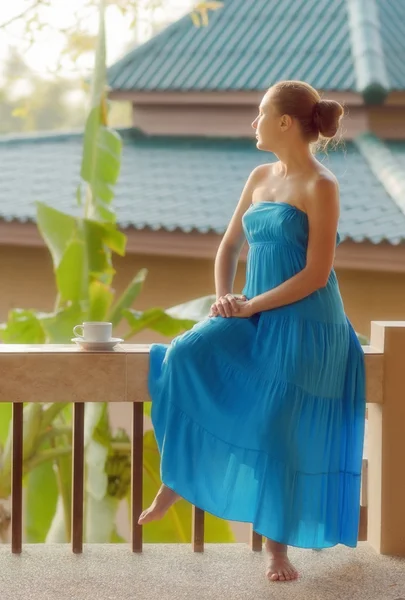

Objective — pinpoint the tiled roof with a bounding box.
[0,128,405,245]
[377,0,405,91]
[107,0,405,101]
[354,134,405,216]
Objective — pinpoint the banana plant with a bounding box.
[0,0,232,545]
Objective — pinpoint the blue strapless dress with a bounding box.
[148,201,366,549]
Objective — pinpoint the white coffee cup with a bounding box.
[73,321,112,342]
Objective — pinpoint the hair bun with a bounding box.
[313,99,344,139]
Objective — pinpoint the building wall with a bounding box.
[1,244,404,341]
[130,102,405,140]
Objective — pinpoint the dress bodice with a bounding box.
[241,201,344,321]
[242,201,341,251]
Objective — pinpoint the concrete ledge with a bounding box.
[0,344,383,405]
[1,543,404,600]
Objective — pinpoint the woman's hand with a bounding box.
[209,294,255,319]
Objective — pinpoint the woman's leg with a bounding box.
[138,484,181,524]
[265,538,299,582]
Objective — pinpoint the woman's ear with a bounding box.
[280,114,292,131]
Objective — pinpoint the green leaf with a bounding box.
[0,309,46,343]
[1,404,49,499]
[80,108,122,222]
[36,202,77,268]
[99,222,126,255]
[76,183,82,207]
[110,527,126,543]
[122,295,216,339]
[41,303,85,343]
[140,431,234,543]
[53,450,72,542]
[89,281,114,321]
[123,307,196,338]
[89,0,106,110]
[41,403,69,431]
[83,219,110,275]
[0,404,12,446]
[84,403,109,447]
[166,295,215,322]
[85,493,119,543]
[84,403,111,500]
[82,220,125,279]
[22,403,43,462]
[25,444,58,543]
[86,440,108,500]
[45,495,68,543]
[81,111,121,183]
[108,269,148,327]
[56,238,87,302]
[36,203,90,303]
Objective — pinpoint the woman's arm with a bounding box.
[214,165,269,300]
[246,177,340,314]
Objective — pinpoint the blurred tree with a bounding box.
[0,1,223,134]
[0,1,222,71]
[0,48,134,133]
[0,48,86,133]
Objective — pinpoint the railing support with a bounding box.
[132,402,144,553]
[11,403,23,554]
[72,402,84,554]
[368,321,405,556]
[192,506,204,552]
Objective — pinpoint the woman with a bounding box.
[139,80,366,583]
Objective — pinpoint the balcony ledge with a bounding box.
[1,542,405,600]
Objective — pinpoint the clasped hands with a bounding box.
[208,294,255,319]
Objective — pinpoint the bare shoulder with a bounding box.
[307,166,340,217]
[248,162,273,183]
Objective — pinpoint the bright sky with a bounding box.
[0,0,193,79]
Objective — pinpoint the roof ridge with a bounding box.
[346,0,389,104]
[0,130,84,144]
[0,127,140,144]
[353,132,405,216]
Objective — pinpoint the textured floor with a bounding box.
[1,543,405,600]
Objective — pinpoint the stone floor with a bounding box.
[1,542,405,600]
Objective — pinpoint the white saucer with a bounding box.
[71,337,124,351]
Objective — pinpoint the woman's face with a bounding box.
[251,91,289,153]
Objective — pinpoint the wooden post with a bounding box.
[358,459,368,541]
[131,402,144,553]
[72,402,85,554]
[192,506,205,552]
[368,321,405,556]
[11,403,23,554]
[250,526,263,551]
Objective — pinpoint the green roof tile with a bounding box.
[354,133,405,214]
[107,0,405,97]
[107,0,356,92]
[0,129,405,245]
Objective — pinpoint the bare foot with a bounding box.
[265,538,299,582]
[138,484,181,525]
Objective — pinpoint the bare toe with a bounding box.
[266,558,299,583]
[137,509,150,524]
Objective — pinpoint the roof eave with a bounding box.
[1,220,405,272]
